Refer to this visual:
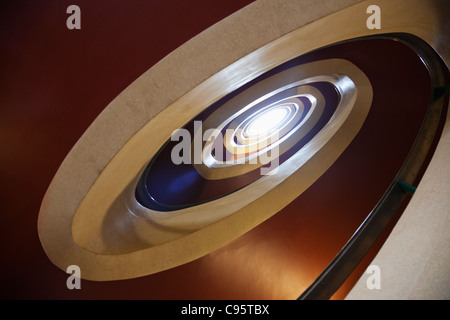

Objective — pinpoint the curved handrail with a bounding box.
[298,33,449,300]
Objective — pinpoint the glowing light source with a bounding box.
[246,107,289,136]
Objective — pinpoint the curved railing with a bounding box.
[298,33,449,300]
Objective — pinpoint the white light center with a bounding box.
[247,107,288,136]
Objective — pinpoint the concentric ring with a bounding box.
[196,81,328,178]
[226,99,301,155]
[126,59,372,233]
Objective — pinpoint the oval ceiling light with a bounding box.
[246,106,289,136]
